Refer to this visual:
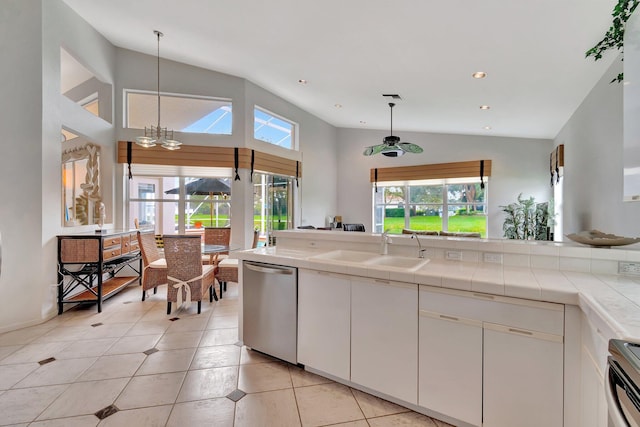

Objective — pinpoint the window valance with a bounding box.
[550,144,564,186]
[117,141,301,179]
[370,160,492,183]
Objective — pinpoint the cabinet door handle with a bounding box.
[472,293,495,300]
[440,314,459,322]
[508,328,533,336]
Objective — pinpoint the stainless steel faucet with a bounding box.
[411,233,426,258]
[380,231,391,255]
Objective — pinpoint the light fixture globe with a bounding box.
[136,30,180,150]
[135,135,156,148]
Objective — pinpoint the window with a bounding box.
[253,173,294,245]
[374,179,487,236]
[128,174,231,235]
[126,91,232,135]
[254,107,296,149]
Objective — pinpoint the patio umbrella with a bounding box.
[165,178,231,196]
[165,178,231,225]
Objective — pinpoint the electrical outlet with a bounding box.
[446,250,462,261]
[483,252,503,264]
[619,261,640,275]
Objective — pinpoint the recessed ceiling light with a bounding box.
[479,105,491,110]
[472,72,487,79]
[483,126,492,130]
[334,104,342,108]
[298,79,308,85]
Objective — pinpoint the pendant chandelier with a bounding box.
[136,30,181,150]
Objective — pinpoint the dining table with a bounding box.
[202,244,236,265]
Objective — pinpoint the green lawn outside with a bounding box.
[384,215,487,237]
[184,213,486,237]
[184,214,286,230]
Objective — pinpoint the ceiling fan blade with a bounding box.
[363,145,386,156]
[398,142,424,154]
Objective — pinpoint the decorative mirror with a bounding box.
[62,143,101,226]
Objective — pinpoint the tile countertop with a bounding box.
[233,246,640,343]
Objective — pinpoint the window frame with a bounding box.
[253,105,298,150]
[373,178,488,236]
[124,89,233,136]
[126,172,232,235]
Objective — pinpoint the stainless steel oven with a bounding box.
[607,339,640,427]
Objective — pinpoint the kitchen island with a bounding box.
[233,230,640,427]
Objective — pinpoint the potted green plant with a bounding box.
[501,194,554,240]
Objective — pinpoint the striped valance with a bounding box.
[117,141,301,179]
[370,160,492,183]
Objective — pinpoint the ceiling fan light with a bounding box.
[362,102,422,157]
[382,148,404,157]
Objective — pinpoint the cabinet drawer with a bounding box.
[121,239,132,254]
[420,285,564,336]
[103,247,122,261]
[103,236,121,247]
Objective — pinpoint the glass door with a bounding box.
[253,173,293,246]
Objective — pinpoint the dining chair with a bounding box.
[202,226,231,265]
[137,231,168,301]
[163,235,217,314]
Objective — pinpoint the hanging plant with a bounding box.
[585,0,639,83]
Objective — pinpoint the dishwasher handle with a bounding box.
[245,262,294,275]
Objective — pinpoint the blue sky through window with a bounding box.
[254,108,293,149]
[182,105,232,135]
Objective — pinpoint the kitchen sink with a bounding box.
[309,250,379,263]
[365,255,430,270]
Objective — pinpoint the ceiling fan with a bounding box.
[363,102,424,157]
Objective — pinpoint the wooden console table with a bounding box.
[56,230,142,314]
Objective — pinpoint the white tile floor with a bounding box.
[0,282,454,426]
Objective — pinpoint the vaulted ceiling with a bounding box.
[62,0,620,139]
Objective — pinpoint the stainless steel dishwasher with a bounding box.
[242,261,297,364]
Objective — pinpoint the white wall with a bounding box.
[0,0,45,331]
[336,128,553,238]
[0,0,117,332]
[555,55,640,237]
[244,81,338,229]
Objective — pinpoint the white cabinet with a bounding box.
[351,277,418,404]
[483,323,564,427]
[419,286,564,427]
[419,310,482,426]
[579,311,611,427]
[297,269,351,380]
